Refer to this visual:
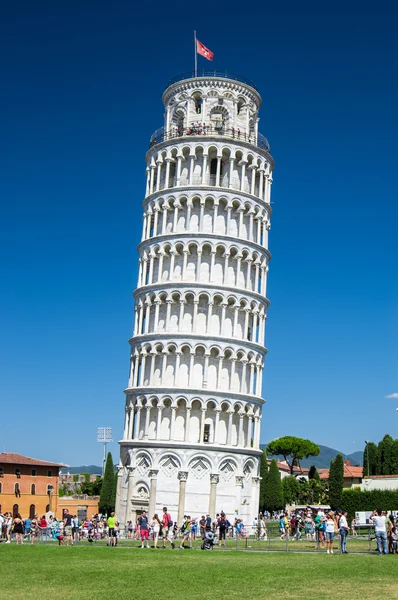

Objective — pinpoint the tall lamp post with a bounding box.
[364,440,370,477]
[97,427,113,475]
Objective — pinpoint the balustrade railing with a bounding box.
[165,71,258,90]
[149,126,270,152]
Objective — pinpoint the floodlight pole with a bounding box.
[364,440,369,477]
[97,427,113,476]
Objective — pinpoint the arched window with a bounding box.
[0,482,2,493]
[45,504,50,512]
[29,504,36,519]
[193,93,202,114]
[14,483,21,498]
[210,158,217,175]
[13,504,19,517]
[31,484,36,495]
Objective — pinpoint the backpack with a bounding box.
[166,513,173,527]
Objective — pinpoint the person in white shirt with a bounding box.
[369,509,388,554]
[338,510,349,553]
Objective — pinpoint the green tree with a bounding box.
[259,450,268,512]
[266,437,320,475]
[80,476,103,496]
[263,459,284,512]
[392,439,398,475]
[329,453,344,509]
[363,441,378,477]
[377,434,394,475]
[308,465,320,480]
[282,475,300,505]
[99,452,115,516]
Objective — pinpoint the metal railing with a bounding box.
[0,522,379,553]
[165,71,258,91]
[149,126,270,152]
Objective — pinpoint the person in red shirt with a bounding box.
[161,506,175,549]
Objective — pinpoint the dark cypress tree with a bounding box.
[308,465,319,480]
[263,459,284,513]
[259,450,269,512]
[368,442,378,476]
[378,434,394,475]
[99,452,115,516]
[392,439,398,475]
[329,453,344,509]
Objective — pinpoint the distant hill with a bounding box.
[60,465,102,475]
[259,444,363,469]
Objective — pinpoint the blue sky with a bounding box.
[1,2,397,466]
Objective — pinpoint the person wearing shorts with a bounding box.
[162,507,175,549]
[138,510,150,548]
[107,512,116,546]
[325,512,337,554]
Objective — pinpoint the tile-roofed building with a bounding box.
[0,452,64,518]
[0,453,65,467]
[318,460,363,488]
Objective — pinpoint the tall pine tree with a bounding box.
[259,450,268,513]
[99,452,115,516]
[328,453,344,509]
[263,459,283,513]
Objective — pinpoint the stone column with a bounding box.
[235,476,244,516]
[126,466,136,523]
[153,207,159,235]
[148,469,159,519]
[156,405,163,440]
[123,406,129,439]
[127,404,134,439]
[144,405,151,439]
[238,413,245,446]
[227,410,234,445]
[209,474,219,518]
[200,407,206,442]
[215,155,221,187]
[184,407,191,442]
[202,154,208,184]
[114,465,124,520]
[170,406,176,440]
[214,408,220,443]
[229,157,234,188]
[250,476,261,524]
[177,471,188,526]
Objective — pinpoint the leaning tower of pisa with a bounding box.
[115,71,274,527]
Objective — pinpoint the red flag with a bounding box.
[197,39,214,61]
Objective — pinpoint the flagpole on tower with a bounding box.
[194,30,197,77]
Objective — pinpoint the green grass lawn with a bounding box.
[1,545,397,600]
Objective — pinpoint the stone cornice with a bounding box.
[137,232,271,262]
[145,134,273,166]
[162,77,261,110]
[119,439,263,457]
[128,332,268,357]
[123,385,265,407]
[143,185,273,217]
[133,280,270,308]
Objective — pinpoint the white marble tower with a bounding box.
[116,71,274,526]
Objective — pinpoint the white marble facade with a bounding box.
[116,73,274,527]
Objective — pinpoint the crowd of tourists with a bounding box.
[1,506,397,554]
[276,507,398,555]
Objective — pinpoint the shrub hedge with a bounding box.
[342,488,398,518]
